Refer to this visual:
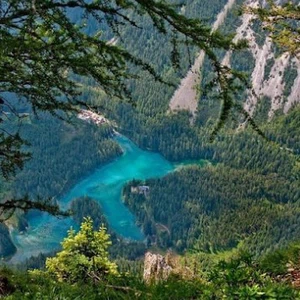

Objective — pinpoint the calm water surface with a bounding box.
[10,135,176,262]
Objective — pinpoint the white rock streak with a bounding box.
[170,0,300,117]
[107,37,118,46]
[169,0,236,114]
[222,0,299,117]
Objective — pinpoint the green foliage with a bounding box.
[260,243,300,275]
[253,96,272,124]
[283,61,299,98]
[70,197,107,230]
[2,248,300,299]
[0,132,30,180]
[206,252,299,299]
[247,1,300,56]
[264,57,275,81]
[1,268,204,300]
[46,218,118,283]
[123,109,300,255]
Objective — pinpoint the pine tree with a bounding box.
[46,217,118,283]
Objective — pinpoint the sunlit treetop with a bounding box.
[46,217,118,283]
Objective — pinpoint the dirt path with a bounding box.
[156,223,171,235]
[169,0,236,114]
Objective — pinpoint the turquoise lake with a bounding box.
[10,135,176,262]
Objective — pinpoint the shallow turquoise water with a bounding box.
[10,135,175,262]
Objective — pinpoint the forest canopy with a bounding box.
[0,0,246,178]
[0,1,299,217]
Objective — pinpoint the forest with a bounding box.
[2,222,300,299]
[0,0,299,263]
[0,115,122,257]
[123,108,300,256]
[0,0,299,298]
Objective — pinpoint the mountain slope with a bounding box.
[169,0,300,119]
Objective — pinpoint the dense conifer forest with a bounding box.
[13,117,122,199]
[123,108,300,256]
[0,116,122,256]
[0,0,299,298]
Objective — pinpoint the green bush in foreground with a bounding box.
[45,218,118,283]
[207,252,298,299]
[2,221,300,299]
[2,260,298,299]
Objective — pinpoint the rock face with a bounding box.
[143,252,173,284]
[169,0,300,119]
[169,0,236,115]
[222,0,299,118]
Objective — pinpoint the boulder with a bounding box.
[143,252,173,284]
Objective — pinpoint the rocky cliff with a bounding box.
[224,0,299,118]
[143,252,195,284]
[143,252,173,284]
[170,0,300,119]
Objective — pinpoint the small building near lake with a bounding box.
[131,185,150,196]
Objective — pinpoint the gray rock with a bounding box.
[143,252,173,284]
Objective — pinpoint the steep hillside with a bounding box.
[169,0,237,114]
[225,0,300,118]
[1,0,299,265]
[169,0,300,119]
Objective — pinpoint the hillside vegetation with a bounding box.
[123,108,300,256]
[1,220,300,299]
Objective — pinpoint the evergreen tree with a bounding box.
[0,0,245,178]
[46,217,118,283]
